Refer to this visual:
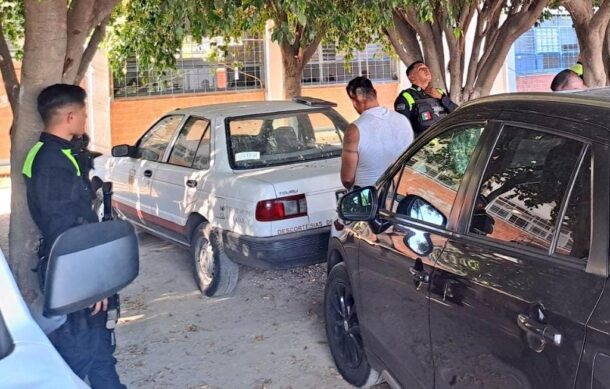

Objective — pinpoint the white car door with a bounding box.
[148,116,212,242]
[111,115,185,225]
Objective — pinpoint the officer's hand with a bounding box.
[90,298,108,316]
[425,86,443,100]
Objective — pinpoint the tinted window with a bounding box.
[138,115,183,162]
[227,109,346,169]
[168,118,210,168]
[386,126,484,223]
[555,150,591,259]
[469,126,586,254]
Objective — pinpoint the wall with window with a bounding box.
[113,37,265,99]
[302,43,398,86]
[513,15,579,92]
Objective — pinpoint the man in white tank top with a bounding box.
[341,77,414,190]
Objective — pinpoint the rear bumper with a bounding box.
[220,227,330,269]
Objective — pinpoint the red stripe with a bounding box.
[113,201,187,235]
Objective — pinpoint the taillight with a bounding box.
[256,194,308,221]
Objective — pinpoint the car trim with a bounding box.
[587,142,610,277]
[113,201,188,237]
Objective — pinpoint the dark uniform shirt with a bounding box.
[23,132,98,256]
[394,84,459,137]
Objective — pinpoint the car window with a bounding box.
[469,125,587,256]
[385,125,485,224]
[193,122,212,170]
[168,117,210,168]
[227,109,346,169]
[137,115,183,162]
[555,150,591,259]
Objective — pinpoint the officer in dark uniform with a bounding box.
[23,84,125,388]
[394,61,458,137]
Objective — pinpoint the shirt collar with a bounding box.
[40,132,73,148]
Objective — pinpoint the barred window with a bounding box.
[514,15,579,75]
[113,36,265,98]
[302,43,398,85]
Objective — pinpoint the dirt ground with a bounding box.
[0,185,388,389]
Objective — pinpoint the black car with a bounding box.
[325,89,610,389]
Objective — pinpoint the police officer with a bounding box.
[394,61,458,137]
[23,84,125,388]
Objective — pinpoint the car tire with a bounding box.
[325,263,382,388]
[191,223,239,297]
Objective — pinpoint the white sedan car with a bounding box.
[95,98,347,297]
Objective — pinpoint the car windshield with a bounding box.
[227,109,346,169]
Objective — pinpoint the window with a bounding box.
[168,118,210,168]
[138,116,183,162]
[469,126,587,255]
[555,150,591,259]
[227,110,346,169]
[514,15,580,75]
[193,125,212,170]
[302,43,398,85]
[385,125,485,221]
[113,36,264,98]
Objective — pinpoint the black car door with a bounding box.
[429,122,608,389]
[356,124,487,388]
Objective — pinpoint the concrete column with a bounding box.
[264,20,286,101]
[398,59,409,90]
[86,50,113,154]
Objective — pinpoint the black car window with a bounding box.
[385,125,484,225]
[555,149,591,260]
[137,115,183,162]
[168,117,210,168]
[469,125,587,256]
[0,310,14,361]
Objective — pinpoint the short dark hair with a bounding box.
[346,76,377,100]
[406,61,425,77]
[550,69,579,92]
[37,84,86,126]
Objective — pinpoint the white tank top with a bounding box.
[353,106,414,188]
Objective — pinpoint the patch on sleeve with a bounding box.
[396,103,406,110]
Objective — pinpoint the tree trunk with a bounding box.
[283,62,303,99]
[563,0,610,87]
[6,0,117,301]
[9,0,67,302]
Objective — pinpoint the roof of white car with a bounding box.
[172,100,333,118]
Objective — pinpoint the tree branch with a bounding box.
[74,15,111,85]
[0,23,19,111]
[301,33,323,66]
[387,9,423,64]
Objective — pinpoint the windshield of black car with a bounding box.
[227,109,346,169]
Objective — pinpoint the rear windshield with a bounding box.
[227,109,347,169]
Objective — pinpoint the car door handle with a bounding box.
[186,179,197,188]
[517,314,562,347]
[410,266,430,284]
[143,170,153,178]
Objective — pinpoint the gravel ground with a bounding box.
[0,184,389,389]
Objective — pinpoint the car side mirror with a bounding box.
[111,144,136,158]
[43,220,139,316]
[397,195,447,227]
[338,186,378,222]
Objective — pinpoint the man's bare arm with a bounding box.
[341,123,359,189]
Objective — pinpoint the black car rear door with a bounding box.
[429,120,608,389]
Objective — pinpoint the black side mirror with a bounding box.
[43,220,139,316]
[338,186,378,222]
[396,195,447,227]
[111,144,136,158]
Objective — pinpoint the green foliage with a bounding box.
[107,0,378,78]
[0,0,25,58]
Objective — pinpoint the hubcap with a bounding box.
[328,282,364,369]
[196,238,215,286]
